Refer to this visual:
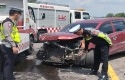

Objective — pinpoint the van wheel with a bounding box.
[37,31,46,42]
[84,50,94,68]
[29,36,34,51]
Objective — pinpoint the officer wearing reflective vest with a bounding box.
[0,8,21,80]
[69,24,112,80]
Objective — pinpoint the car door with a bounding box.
[99,22,117,55]
[111,20,125,53]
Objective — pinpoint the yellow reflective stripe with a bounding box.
[85,37,92,41]
[0,24,5,40]
[11,25,21,43]
[97,32,104,37]
[97,32,112,45]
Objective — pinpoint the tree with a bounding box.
[106,12,125,18]
[106,13,114,17]
[115,13,125,17]
[28,0,37,3]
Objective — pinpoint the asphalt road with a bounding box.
[14,43,125,80]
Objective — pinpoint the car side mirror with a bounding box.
[41,13,45,20]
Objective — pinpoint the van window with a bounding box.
[32,8,37,20]
[83,12,90,19]
[28,6,36,22]
[75,12,81,19]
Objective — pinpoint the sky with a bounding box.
[38,0,125,17]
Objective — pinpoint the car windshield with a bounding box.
[60,23,98,32]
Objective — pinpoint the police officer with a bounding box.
[69,24,112,80]
[0,8,21,80]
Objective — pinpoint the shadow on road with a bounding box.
[14,50,125,80]
[109,52,125,61]
[14,58,95,80]
[15,59,61,80]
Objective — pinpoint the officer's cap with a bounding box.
[69,24,81,33]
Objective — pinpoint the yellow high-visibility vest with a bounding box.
[0,22,21,43]
[84,28,112,46]
[85,36,92,41]
[97,32,112,46]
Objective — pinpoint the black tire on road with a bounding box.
[29,36,34,51]
[35,47,47,66]
[84,50,94,68]
[36,46,47,60]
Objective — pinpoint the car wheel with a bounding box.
[36,47,47,60]
[35,46,47,66]
[84,50,94,68]
[37,31,46,42]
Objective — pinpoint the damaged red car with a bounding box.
[36,18,125,68]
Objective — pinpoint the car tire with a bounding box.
[36,47,46,60]
[84,50,94,68]
[35,50,45,66]
[37,31,46,42]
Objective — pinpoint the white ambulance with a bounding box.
[0,0,36,54]
[28,3,90,42]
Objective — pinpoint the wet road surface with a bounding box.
[14,43,125,80]
[14,60,88,80]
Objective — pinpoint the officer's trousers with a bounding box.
[0,45,4,80]
[92,44,109,75]
[0,45,16,80]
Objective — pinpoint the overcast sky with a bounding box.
[38,0,125,17]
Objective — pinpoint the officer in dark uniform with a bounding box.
[69,24,112,80]
[0,44,4,80]
[0,8,22,80]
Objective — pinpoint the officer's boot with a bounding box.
[99,74,109,80]
[90,69,98,75]
[0,72,4,80]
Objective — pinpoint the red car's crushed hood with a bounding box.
[39,32,81,41]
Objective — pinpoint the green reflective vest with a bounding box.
[0,22,21,43]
